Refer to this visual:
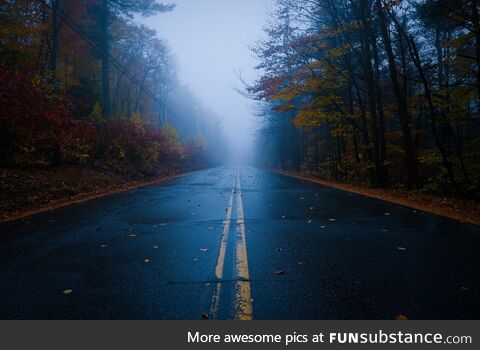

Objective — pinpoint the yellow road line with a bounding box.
[234,169,254,320]
[210,169,237,319]
[210,169,254,320]
[215,172,236,279]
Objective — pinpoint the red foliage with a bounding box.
[0,67,98,165]
[103,120,147,159]
[0,65,88,165]
[0,64,194,175]
[59,121,98,164]
[98,119,184,175]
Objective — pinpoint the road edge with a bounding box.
[272,169,480,226]
[0,171,192,225]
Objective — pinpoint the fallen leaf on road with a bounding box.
[396,315,409,320]
[275,270,285,276]
[202,312,209,320]
[63,289,73,295]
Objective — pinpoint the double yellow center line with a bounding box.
[210,169,253,320]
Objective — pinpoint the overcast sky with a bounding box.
[142,0,274,162]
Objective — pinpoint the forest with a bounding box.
[0,0,226,217]
[1,0,226,172]
[249,0,480,198]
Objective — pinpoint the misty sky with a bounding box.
[143,0,274,161]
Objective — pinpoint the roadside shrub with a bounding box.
[59,121,98,165]
[0,66,77,166]
[0,65,198,176]
[98,119,185,175]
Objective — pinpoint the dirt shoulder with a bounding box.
[273,169,480,226]
[0,166,187,224]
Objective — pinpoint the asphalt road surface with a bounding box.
[0,167,479,320]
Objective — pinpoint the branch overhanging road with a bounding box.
[0,166,479,320]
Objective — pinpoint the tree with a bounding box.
[247,0,480,195]
[95,0,175,118]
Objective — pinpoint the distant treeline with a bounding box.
[249,0,480,196]
[0,0,226,174]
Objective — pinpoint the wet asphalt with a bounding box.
[0,166,479,320]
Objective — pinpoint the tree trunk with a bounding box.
[134,69,151,113]
[376,0,419,188]
[369,16,389,186]
[359,0,385,187]
[471,0,480,99]
[100,0,111,118]
[50,0,60,86]
[407,35,458,190]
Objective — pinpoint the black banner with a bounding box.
[0,321,477,350]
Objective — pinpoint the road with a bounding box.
[0,166,479,320]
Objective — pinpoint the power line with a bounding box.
[40,0,189,125]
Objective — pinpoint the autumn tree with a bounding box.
[248,0,480,195]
